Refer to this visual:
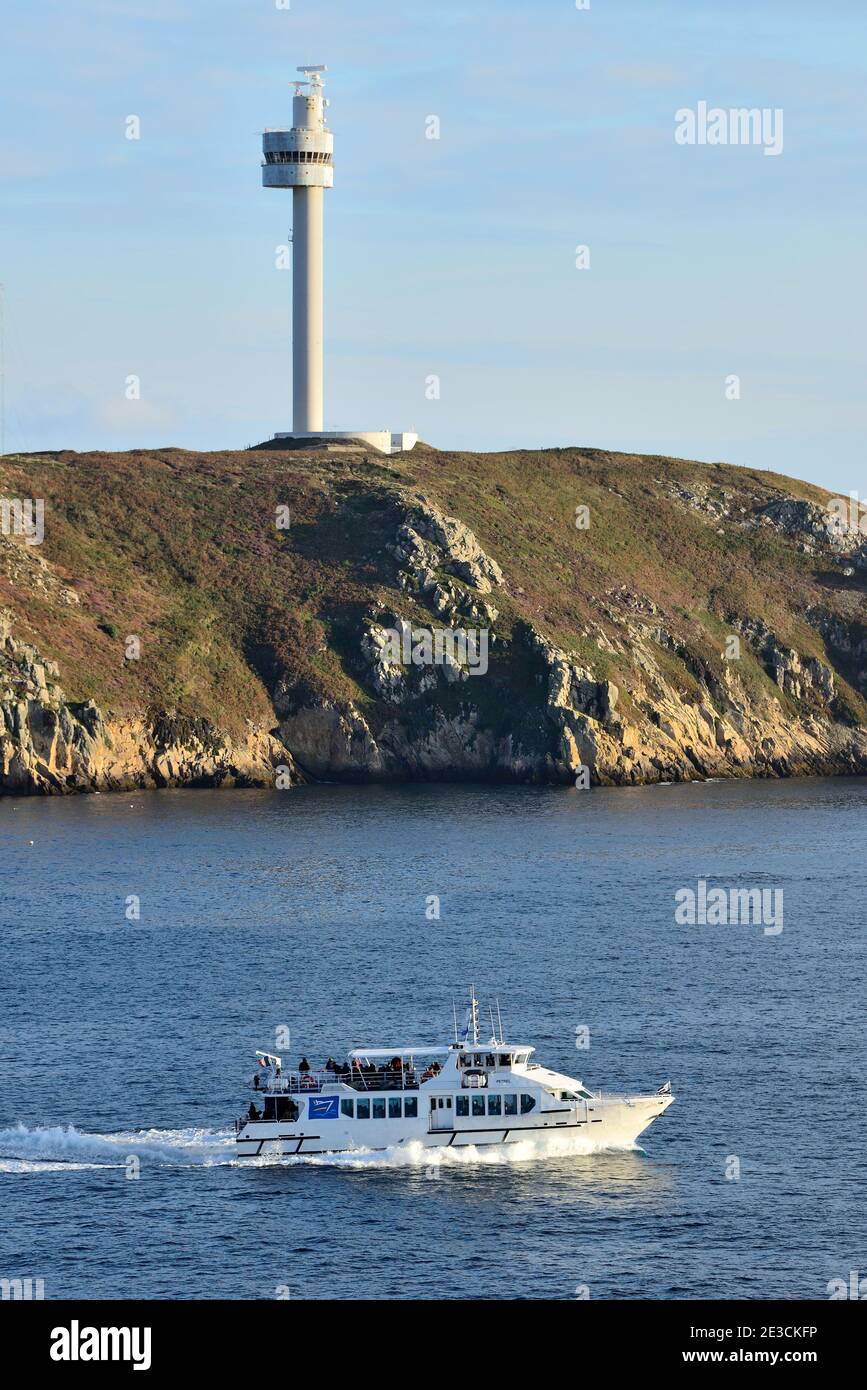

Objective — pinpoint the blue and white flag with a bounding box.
[308,1096,340,1120]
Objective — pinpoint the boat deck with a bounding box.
[256,1067,432,1096]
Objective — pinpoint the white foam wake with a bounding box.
[0,1123,234,1172]
[248,1132,642,1170]
[0,1124,642,1173]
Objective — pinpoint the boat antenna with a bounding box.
[489,1005,496,1044]
[470,985,480,1045]
[452,999,458,1044]
[496,998,504,1044]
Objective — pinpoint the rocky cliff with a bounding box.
[2,442,866,793]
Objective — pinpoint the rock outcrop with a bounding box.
[0,609,299,794]
[756,497,862,552]
[390,495,503,622]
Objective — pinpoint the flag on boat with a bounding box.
[656,1080,672,1095]
[459,1007,473,1042]
[308,1096,340,1120]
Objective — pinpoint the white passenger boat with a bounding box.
[233,998,674,1159]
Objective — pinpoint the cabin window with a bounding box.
[473,1053,483,1067]
[520,1094,536,1114]
[485,1053,496,1068]
[578,1089,592,1099]
[456,1096,469,1117]
[275,1097,298,1121]
[504,1094,517,1116]
[472,1095,485,1117]
[488,1095,502,1116]
[498,1054,511,1067]
[388,1098,401,1119]
[404,1097,418,1118]
[341,1099,354,1118]
[263,1097,277,1120]
[357,1098,370,1119]
[373,1098,386,1119]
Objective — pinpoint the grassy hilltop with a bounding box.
[1,441,866,791]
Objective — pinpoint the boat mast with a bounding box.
[470,986,480,1045]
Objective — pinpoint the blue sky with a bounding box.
[1,0,865,492]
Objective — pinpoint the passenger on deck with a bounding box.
[298,1057,311,1073]
[248,1102,260,1121]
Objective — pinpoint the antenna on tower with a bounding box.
[496,998,504,1044]
[295,64,327,91]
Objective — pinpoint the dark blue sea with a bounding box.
[1,778,865,1300]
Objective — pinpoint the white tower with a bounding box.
[261,68,416,456]
[262,66,332,435]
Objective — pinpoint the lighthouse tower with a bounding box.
[261,68,416,456]
[262,66,331,436]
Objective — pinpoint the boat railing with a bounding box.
[251,1068,434,1096]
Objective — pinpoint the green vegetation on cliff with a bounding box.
[2,440,866,791]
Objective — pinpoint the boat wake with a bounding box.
[0,1123,234,1173]
[246,1134,644,1170]
[0,1125,642,1173]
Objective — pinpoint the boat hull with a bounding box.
[234,1096,672,1159]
